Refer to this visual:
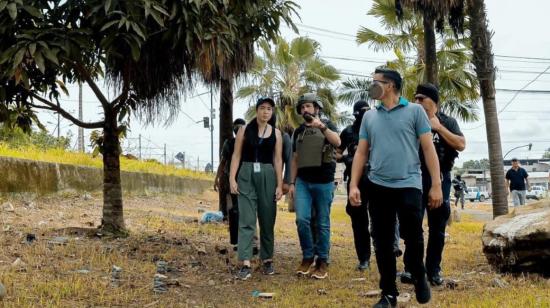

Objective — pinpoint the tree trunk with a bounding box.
[467,0,507,218]
[423,11,438,85]
[219,77,234,155]
[100,107,125,233]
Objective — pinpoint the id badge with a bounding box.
[253,162,261,173]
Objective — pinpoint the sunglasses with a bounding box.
[414,95,427,102]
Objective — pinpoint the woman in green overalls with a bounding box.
[229,97,283,280]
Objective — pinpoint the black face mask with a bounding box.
[353,110,367,126]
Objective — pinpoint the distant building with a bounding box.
[460,169,491,192]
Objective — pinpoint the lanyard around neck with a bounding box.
[256,124,269,162]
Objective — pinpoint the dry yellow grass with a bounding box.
[0,143,212,180]
[0,192,548,307]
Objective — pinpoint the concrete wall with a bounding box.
[0,156,212,195]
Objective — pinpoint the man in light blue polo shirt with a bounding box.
[349,68,442,308]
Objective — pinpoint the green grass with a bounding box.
[0,142,212,180]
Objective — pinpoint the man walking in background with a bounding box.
[506,158,529,206]
[452,175,466,209]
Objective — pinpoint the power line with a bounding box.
[193,90,211,111]
[499,69,550,75]
[180,111,197,123]
[294,22,550,65]
[494,58,550,64]
[298,28,357,42]
[320,53,550,77]
[496,88,550,94]
[455,65,550,131]
[322,55,385,64]
[296,23,356,38]
[495,54,550,62]
[497,66,550,113]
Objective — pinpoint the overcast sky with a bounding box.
[38,0,550,170]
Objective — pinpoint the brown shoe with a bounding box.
[296,258,315,275]
[311,260,328,279]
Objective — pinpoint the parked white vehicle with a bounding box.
[526,186,547,200]
[465,187,490,202]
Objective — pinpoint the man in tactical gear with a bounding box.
[289,93,341,280]
[452,174,466,209]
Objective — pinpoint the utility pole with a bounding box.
[210,85,214,172]
[77,82,84,152]
[138,134,142,160]
[57,106,60,139]
[163,143,167,165]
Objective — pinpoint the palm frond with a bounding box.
[441,99,479,122]
[236,85,260,100]
[368,0,416,30]
[338,78,372,105]
[356,27,394,52]
[303,58,340,86]
[290,37,319,62]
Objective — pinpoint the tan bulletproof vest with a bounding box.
[296,126,335,168]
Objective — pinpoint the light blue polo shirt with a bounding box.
[359,97,431,190]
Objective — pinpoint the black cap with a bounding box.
[233,118,246,126]
[353,100,370,116]
[415,83,439,104]
[256,97,275,108]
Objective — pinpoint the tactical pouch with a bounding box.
[322,144,335,163]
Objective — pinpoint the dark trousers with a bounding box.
[423,171,451,276]
[227,193,239,245]
[454,190,465,209]
[219,176,230,217]
[367,179,425,297]
[345,174,371,263]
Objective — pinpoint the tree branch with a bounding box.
[68,61,111,110]
[28,103,55,111]
[112,92,128,113]
[30,94,105,129]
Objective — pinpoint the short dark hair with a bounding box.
[374,68,402,92]
[511,158,518,162]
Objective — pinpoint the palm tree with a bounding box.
[465,0,506,217]
[358,0,479,122]
[237,37,345,128]
[396,0,507,217]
